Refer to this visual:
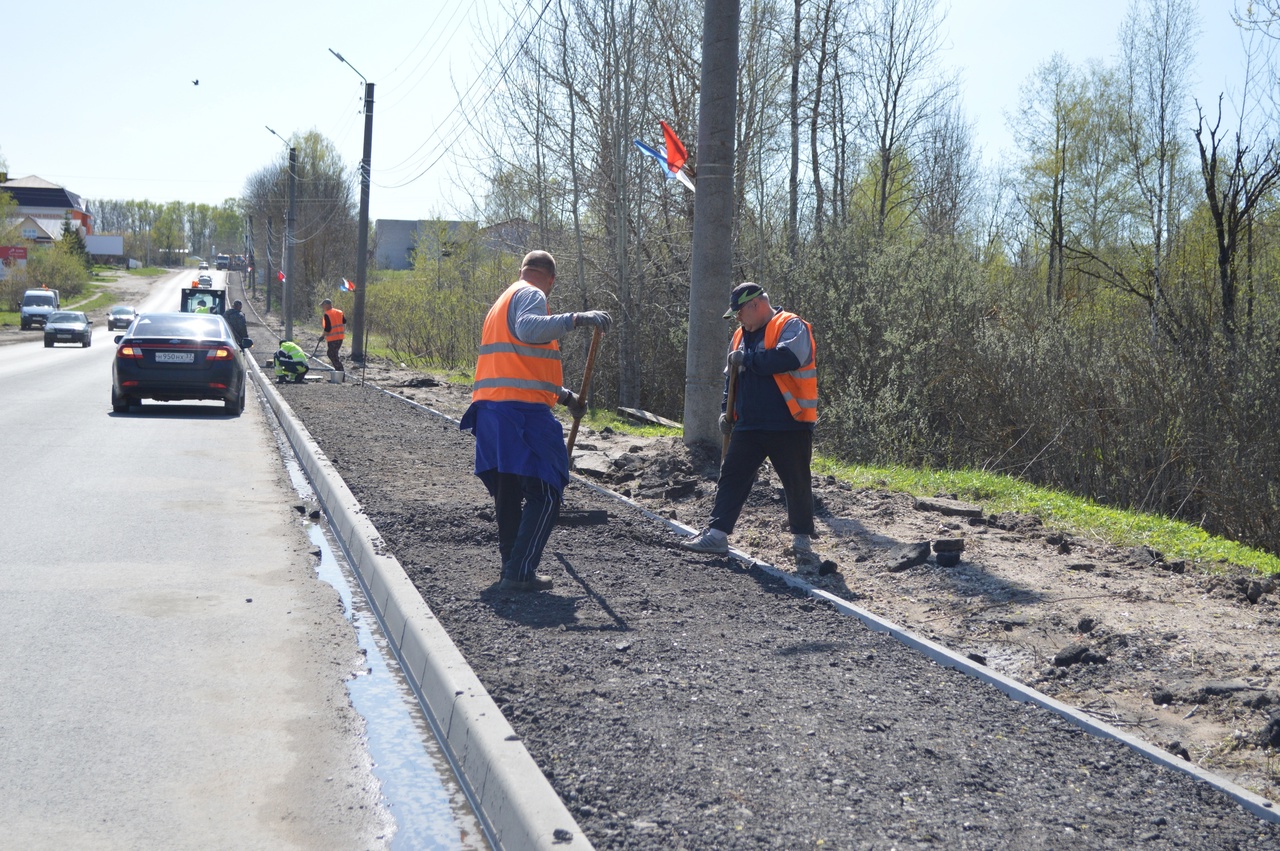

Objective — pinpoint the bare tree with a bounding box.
[1194,96,1280,338]
[1120,0,1199,333]
[242,130,357,315]
[852,0,954,238]
[1012,53,1083,305]
[914,101,979,240]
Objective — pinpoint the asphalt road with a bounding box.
[0,272,391,849]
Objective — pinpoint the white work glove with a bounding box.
[575,311,613,333]
[718,413,734,436]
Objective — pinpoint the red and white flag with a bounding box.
[277,270,286,283]
[341,278,356,292]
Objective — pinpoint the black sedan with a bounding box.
[44,311,93,348]
[106,305,137,331]
[111,312,248,415]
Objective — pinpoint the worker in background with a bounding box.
[680,282,823,572]
[320,298,345,372]
[224,299,249,347]
[460,250,612,592]
[194,299,211,314]
[274,340,309,384]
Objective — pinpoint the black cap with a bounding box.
[724,282,765,318]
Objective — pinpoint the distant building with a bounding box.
[374,219,464,271]
[373,218,536,271]
[0,174,94,241]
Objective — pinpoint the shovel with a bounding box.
[561,327,608,526]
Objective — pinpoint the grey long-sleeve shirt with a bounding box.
[508,284,577,345]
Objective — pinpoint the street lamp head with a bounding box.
[329,47,367,85]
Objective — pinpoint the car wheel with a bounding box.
[83,337,91,348]
[225,386,245,416]
[111,388,131,413]
[44,339,53,348]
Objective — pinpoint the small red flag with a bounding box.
[660,120,688,173]
[277,270,286,283]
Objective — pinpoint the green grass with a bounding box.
[812,458,1280,576]
[66,283,121,313]
[127,266,168,277]
[584,408,682,439]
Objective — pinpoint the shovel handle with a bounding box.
[566,327,603,459]
[721,363,739,460]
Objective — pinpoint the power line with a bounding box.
[374,0,556,190]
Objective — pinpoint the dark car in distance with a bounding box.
[44,311,93,348]
[106,305,137,331]
[111,312,249,415]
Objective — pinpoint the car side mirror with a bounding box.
[114,335,123,344]
[242,338,254,349]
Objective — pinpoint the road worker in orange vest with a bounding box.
[320,298,345,372]
[681,282,822,572]
[460,250,612,592]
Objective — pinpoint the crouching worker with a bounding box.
[460,250,611,593]
[273,340,310,384]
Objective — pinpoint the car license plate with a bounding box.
[155,351,194,363]
[57,333,72,339]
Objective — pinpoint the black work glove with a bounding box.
[718,413,734,435]
[560,389,588,419]
[575,311,613,333]
[727,349,745,371]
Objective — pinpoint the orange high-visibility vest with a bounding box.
[472,282,563,407]
[731,309,818,423]
[324,308,346,342]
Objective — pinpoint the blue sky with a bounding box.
[0,1,1254,222]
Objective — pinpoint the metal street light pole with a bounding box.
[330,48,373,363]
[266,126,298,342]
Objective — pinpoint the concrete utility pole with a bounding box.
[352,82,373,362]
[284,145,298,342]
[683,0,740,449]
[265,218,275,313]
[330,49,374,363]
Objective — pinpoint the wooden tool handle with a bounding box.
[566,327,603,459]
[721,364,739,460]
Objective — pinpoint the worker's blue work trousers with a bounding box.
[479,470,562,582]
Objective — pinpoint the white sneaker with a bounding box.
[792,534,813,553]
[680,528,729,554]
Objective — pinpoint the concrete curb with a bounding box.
[248,363,594,851]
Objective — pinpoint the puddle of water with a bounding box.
[280,440,488,850]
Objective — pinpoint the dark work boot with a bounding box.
[498,574,554,592]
